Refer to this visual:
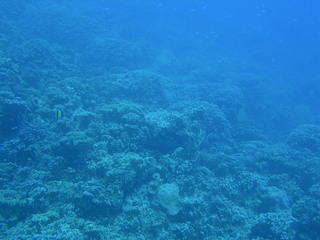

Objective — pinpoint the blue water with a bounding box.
[0,1,320,239]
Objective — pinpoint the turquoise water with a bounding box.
[0,1,320,239]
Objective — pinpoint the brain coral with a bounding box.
[157,183,180,215]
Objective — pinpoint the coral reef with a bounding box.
[0,1,319,239]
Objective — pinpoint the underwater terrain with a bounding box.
[0,0,320,239]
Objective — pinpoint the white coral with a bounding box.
[157,183,180,215]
